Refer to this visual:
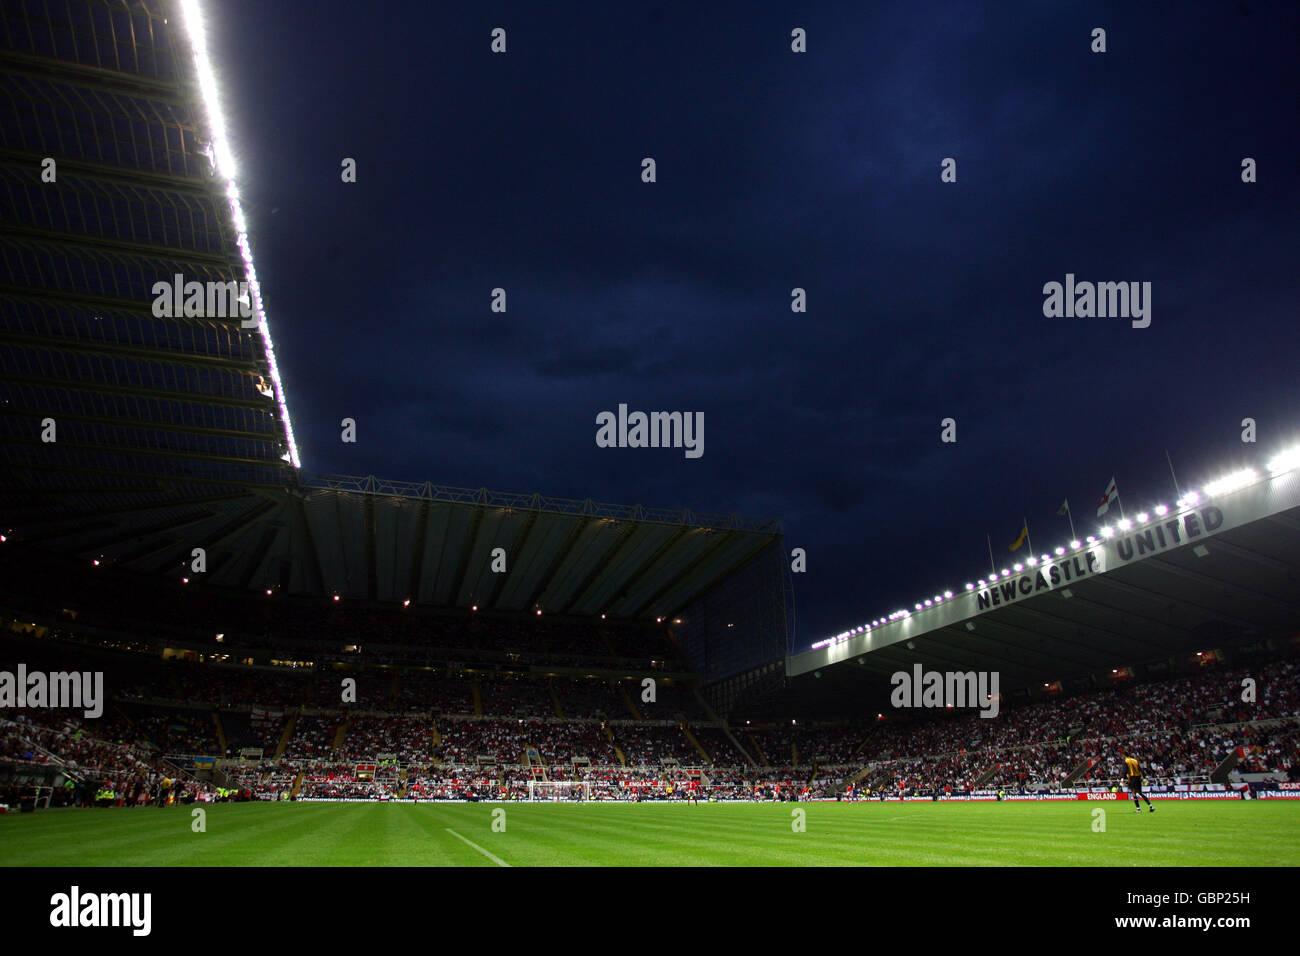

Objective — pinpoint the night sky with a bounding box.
[211,1,1298,648]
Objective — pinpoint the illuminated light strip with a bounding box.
[179,0,301,468]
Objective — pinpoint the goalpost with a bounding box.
[526,780,592,802]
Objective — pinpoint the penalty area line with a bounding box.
[445,827,511,867]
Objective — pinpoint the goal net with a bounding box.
[526,780,592,802]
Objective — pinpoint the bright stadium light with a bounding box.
[1117,518,1132,531]
[1203,468,1256,497]
[1013,563,1023,572]
[1135,512,1149,524]
[1268,446,1300,474]
[1070,540,1081,550]
[1027,556,1038,566]
[179,0,301,469]
[1154,504,1168,517]
[943,590,952,599]
[965,583,974,590]
[1177,491,1200,507]
[1086,535,1097,543]
[1100,526,1113,538]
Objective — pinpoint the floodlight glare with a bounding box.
[1203,468,1257,497]
[179,0,300,468]
[1267,447,1300,474]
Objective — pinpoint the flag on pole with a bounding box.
[1058,498,1077,540]
[1096,477,1118,516]
[1009,525,1029,551]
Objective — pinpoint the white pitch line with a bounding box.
[445,827,511,867]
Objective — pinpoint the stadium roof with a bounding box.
[0,0,782,623]
[766,460,1300,716]
[1,0,296,489]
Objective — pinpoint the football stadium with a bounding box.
[1,1,1297,929]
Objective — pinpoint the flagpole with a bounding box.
[1023,516,1033,556]
[1065,503,1076,542]
[987,534,996,577]
[1165,449,1183,499]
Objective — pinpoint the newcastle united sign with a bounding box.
[975,505,1224,612]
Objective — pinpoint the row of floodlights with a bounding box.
[813,447,1300,650]
[179,1,300,468]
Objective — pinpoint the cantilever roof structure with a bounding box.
[0,0,784,625]
[754,464,1300,717]
[0,0,296,493]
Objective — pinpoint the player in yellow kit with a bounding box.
[1120,748,1155,813]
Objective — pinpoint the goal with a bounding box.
[526,780,592,802]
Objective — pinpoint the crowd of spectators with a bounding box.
[553,679,628,718]
[342,716,433,763]
[0,711,213,807]
[282,715,341,760]
[611,724,701,765]
[6,583,1300,803]
[479,678,555,718]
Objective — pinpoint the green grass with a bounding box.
[1,800,1296,866]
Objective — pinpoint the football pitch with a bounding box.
[1,801,1296,867]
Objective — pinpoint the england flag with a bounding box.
[1096,477,1119,516]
